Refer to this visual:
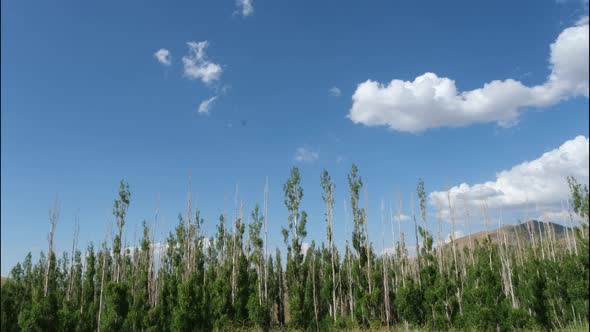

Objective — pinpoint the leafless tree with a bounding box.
[45,198,60,297]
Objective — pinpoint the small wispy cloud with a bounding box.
[235,0,254,17]
[154,48,172,66]
[395,214,411,222]
[198,96,218,114]
[294,147,319,163]
[329,86,341,97]
[182,41,223,84]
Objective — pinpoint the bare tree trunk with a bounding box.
[514,222,525,267]
[568,196,588,239]
[116,220,124,284]
[499,207,518,309]
[131,225,138,302]
[330,227,337,322]
[97,241,107,332]
[45,199,60,297]
[411,193,421,288]
[525,200,538,259]
[149,195,159,307]
[446,192,459,279]
[347,245,354,321]
[381,200,391,327]
[339,264,345,318]
[462,198,475,265]
[325,180,337,322]
[398,194,406,288]
[344,200,354,321]
[561,201,573,255]
[80,252,87,314]
[231,184,240,305]
[435,198,444,274]
[68,211,80,301]
[222,204,228,275]
[258,255,263,306]
[482,201,493,270]
[551,223,558,261]
[566,200,578,255]
[388,203,398,292]
[446,191,462,316]
[364,188,373,297]
[545,220,556,262]
[506,255,517,308]
[537,205,546,261]
[185,174,192,280]
[311,251,319,332]
[156,232,167,306]
[264,177,269,302]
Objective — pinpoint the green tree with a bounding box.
[112,180,131,284]
[282,166,308,328]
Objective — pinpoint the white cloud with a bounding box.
[329,87,342,97]
[577,15,589,26]
[122,242,168,258]
[536,208,583,224]
[445,230,465,244]
[394,214,411,222]
[429,136,589,218]
[537,210,564,221]
[235,0,254,17]
[302,242,311,255]
[556,0,589,6]
[154,48,172,66]
[182,41,223,84]
[198,96,218,114]
[349,18,589,132]
[401,214,411,221]
[294,147,319,163]
[381,247,396,256]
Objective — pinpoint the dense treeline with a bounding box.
[1,166,588,331]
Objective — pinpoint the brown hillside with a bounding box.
[450,219,576,251]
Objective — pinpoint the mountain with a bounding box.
[450,220,576,251]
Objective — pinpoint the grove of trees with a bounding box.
[1,165,588,331]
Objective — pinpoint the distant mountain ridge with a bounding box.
[450,219,576,250]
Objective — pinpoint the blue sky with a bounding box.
[1,0,589,275]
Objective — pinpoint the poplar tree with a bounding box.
[282,166,308,328]
[1,171,589,331]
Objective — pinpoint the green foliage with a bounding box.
[568,176,589,221]
[1,280,21,332]
[101,282,130,331]
[1,174,588,331]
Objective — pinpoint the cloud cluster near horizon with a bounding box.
[429,135,589,222]
[349,18,589,132]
